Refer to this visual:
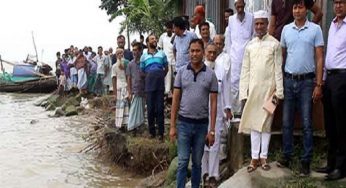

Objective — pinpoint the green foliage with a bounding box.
[99,0,127,17]
[165,157,178,186]
[100,0,177,35]
[167,140,177,161]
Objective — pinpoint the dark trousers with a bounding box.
[146,89,165,136]
[282,77,314,162]
[323,72,346,171]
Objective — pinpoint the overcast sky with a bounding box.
[0,0,131,66]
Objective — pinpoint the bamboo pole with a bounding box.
[32,31,39,63]
[0,55,5,74]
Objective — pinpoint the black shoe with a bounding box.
[276,157,292,169]
[325,169,345,181]
[299,162,311,177]
[150,134,156,139]
[315,166,334,174]
[132,129,137,137]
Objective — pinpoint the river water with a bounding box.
[0,93,140,188]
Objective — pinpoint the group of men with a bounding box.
[55,0,346,186]
[55,35,135,96]
[168,0,346,187]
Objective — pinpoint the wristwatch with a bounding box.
[209,130,215,136]
[316,83,323,88]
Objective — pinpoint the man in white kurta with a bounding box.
[238,10,284,173]
[158,21,175,95]
[202,37,232,185]
[226,0,254,118]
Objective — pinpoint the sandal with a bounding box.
[247,159,258,173]
[208,177,217,188]
[203,174,209,188]
[260,158,271,171]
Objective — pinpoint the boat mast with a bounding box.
[32,31,39,63]
[0,55,5,74]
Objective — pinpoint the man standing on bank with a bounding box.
[317,0,346,181]
[170,39,218,188]
[173,16,198,72]
[126,42,145,133]
[277,0,324,176]
[225,0,254,118]
[140,34,168,141]
[239,10,284,173]
[202,35,233,187]
[158,21,175,96]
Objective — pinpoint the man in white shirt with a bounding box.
[93,46,108,96]
[103,51,113,93]
[69,49,78,89]
[213,34,233,161]
[225,0,254,118]
[158,21,175,95]
[224,8,234,51]
[202,36,233,187]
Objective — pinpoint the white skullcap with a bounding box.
[254,10,269,19]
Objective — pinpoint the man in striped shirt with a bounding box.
[140,34,168,141]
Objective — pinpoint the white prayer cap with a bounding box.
[254,10,269,20]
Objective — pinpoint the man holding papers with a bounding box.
[238,10,284,173]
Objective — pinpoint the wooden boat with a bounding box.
[0,58,57,93]
[0,74,57,93]
[0,32,58,93]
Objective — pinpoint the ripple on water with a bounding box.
[0,93,141,187]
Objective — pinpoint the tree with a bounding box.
[99,0,127,18]
[100,0,177,35]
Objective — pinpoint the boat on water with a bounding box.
[0,32,57,93]
[0,74,57,93]
[0,59,57,93]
